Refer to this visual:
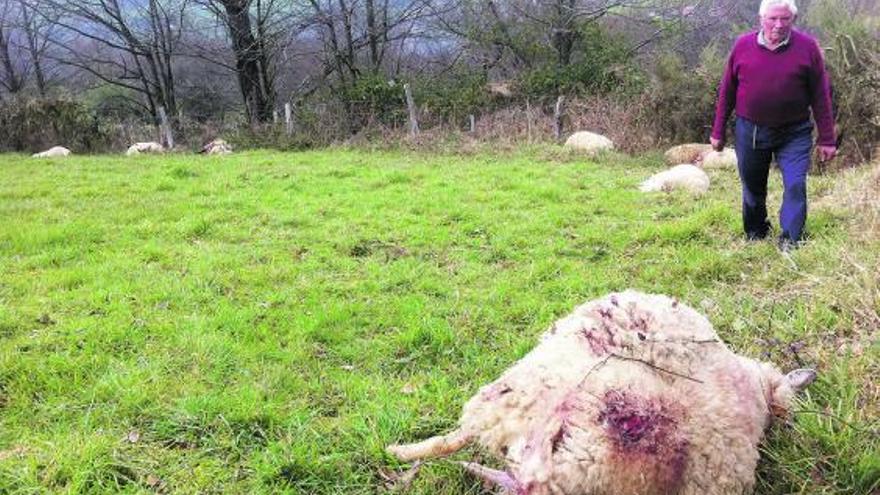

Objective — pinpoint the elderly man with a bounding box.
[710,0,836,252]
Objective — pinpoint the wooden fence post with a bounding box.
[285,103,293,135]
[553,96,565,142]
[469,114,475,133]
[157,106,174,149]
[404,83,419,137]
[526,99,532,141]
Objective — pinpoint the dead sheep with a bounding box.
[387,290,816,495]
[32,146,72,158]
[639,164,710,194]
[126,142,165,156]
[563,131,615,155]
[200,139,233,155]
[664,143,713,165]
[699,148,738,169]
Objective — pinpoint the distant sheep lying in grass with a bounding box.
[699,148,738,169]
[664,144,737,169]
[200,139,233,155]
[126,142,165,156]
[639,164,710,194]
[32,146,71,158]
[388,290,816,495]
[564,131,614,154]
[664,143,713,165]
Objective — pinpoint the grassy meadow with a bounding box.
[0,148,877,494]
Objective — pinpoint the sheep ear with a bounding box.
[785,368,817,393]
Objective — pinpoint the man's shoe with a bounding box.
[745,221,772,241]
[778,236,798,253]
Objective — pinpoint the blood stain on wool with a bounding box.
[598,390,690,491]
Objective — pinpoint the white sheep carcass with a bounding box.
[387,290,816,495]
[563,131,614,155]
[126,142,165,156]
[32,146,72,158]
[664,143,713,165]
[699,148,738,169]
[639,164,710,194]
[200,138,233,155]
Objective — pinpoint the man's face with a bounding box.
[760,5,796,44]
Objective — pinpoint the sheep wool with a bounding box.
[200,139,233,155]
[32,146,71,158]
[126,142,165,156]
[388,290,816,495]
[563,131,614,154]
[664,143,713,165]
[700,148,738,169]
[639,164,710,194]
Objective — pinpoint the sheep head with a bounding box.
[766,367,817,419]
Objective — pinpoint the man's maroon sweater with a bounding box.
[711,29,836,146]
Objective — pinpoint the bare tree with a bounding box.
[17,0,58,96]
[298,0,434,124]
[304,1,438,79]
[192,0,281,125]
[36,0,187,130]
[0,0,24,95]
[427,0,750,77]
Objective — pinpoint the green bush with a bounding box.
[0,97,109,153]
[516,24,644,99]
[338,74,408,128]
[414,69,491,125]
[83,86,150,123]
[638,43,727,144]
[806,0,880,164]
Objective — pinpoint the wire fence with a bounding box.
[3,91,878,168]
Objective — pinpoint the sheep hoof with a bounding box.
[386,444,414,461]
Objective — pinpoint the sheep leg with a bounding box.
[386,429,471,461]
[459,462,521,493]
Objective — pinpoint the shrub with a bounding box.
[806,0,880,166]
[0,97,109,153]
[638,43,727,145]
[414,69,492,127]
[338,74,408,130]
[516,24,644,100]
[83,86,150,123]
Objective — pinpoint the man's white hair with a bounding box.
[759,0,798,16]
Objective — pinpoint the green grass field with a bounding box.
[0,148,877,494]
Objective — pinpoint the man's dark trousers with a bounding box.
[734,117,814,241]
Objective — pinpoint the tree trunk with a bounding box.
[18,0,46,96]
[147,0,179,131]
[222,0,274,125]
[0,23,23,94]
[255,0,275,116]
[551,0,577,68]
[337,0,358,80]
[365,0,380,70]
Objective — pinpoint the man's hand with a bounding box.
[710,137,724,152]
[817,145,837,162]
